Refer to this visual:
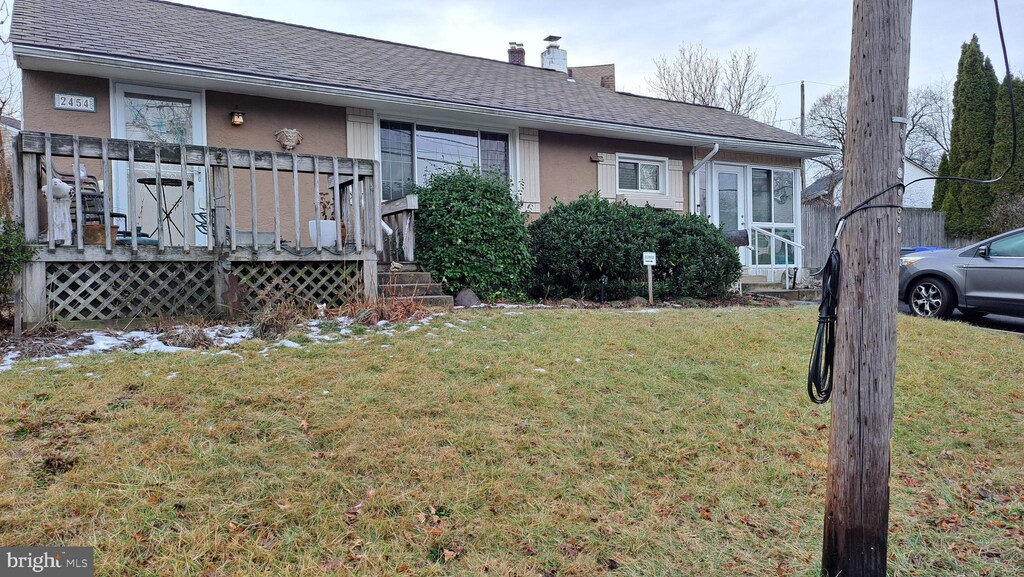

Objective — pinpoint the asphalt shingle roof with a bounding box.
[12,0,829,152]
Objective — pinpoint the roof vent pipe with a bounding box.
[540,35,567,73]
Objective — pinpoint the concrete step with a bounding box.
[379,271,434,285]
[741,274,769,284]
[386,294,454,309]
[380,283,444,297]
[748,288,822,302]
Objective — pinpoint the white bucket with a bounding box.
[308,220,339,246]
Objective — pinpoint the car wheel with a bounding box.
[909,277,955,318]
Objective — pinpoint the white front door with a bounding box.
[112,84,207,245]
[712,164,748,265]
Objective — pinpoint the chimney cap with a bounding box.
[544,35,562,46]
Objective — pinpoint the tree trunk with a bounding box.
[822,1,912,576]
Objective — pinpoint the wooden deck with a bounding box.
[13,132,382,327]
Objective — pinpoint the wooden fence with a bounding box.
[801,205,981,269]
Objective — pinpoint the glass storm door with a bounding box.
[112,85,206,246]
[712,165,747,264]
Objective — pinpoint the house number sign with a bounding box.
[53,93,96,112]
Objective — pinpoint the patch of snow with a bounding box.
[0,351,21,372]
[322,389,330,395]
[83,331,130,353]
[575,358,582,363]
[165,372,179,380]
[215,350,243,359]
[381,344,392,349]
[132,340,190,354]
[624,309,660,314]
[407,325,421,332]
[275,339,303,349]
[504,312,524,316]
[534,368,547,373]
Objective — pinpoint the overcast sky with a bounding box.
[10,0,1024,130]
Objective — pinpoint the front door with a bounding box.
[712,164,747,264]
[112,84,207,246]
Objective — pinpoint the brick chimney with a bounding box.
[540,35,567,73]
[507,42,525,65]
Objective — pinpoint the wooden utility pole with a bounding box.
[822,0,911,576]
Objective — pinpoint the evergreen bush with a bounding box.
[416,167,533,301]
[0,220,35,304]
[529,194,741,301]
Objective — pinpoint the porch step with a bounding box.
[377,265,454,309]
[380,283,445,297]
[389,294,455,309]
[741,275,769,284]
[380,271,434,285]
[747,288,822,302]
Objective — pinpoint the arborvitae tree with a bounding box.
[931,153,951,211]
[943,35,999,237]
[989,75,1024,231]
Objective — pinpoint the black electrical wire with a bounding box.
[807,0,1016,403]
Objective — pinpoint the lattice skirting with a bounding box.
[231,261,363,313]
[46,261,217,322]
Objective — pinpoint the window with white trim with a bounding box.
[617,155,667,195]
[379,120,510,201]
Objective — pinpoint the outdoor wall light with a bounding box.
[230,109,245,126]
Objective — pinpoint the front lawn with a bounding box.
[1,308,1021,576]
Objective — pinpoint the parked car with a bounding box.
[899,227,1024,319]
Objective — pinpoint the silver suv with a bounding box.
[899,227,1024,318]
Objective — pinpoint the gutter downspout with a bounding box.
[689,143,719,217]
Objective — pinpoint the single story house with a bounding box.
[803,159,937,208]
[9,0,833,325]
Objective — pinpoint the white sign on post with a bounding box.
[643,252,656,304]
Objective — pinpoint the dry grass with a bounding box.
[337,296,434,326]
[0,307,1021,576]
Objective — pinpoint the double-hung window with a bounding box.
[379,120,510,201]
[617,155,666,195]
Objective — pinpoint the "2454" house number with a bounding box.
[53,93,96,112]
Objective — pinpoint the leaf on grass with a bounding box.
[345,501,364,525]
[299,419,309,434]
[900,475,923,487]
[699,506,712,521]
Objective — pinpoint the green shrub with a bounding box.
[416,167,534,301]
[0,220,36,303]
[529,194,741,301]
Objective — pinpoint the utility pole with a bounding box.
[800,81,806,196]
[800,81,806,137]
[822,0,911,576]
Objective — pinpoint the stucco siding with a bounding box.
[23,71,111,138]
[538,131,694,212]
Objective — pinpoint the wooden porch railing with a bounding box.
[380,194,417,263]
[16,132,381,258]
[12,132,384,328]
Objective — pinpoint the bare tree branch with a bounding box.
[647,42,776,121]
